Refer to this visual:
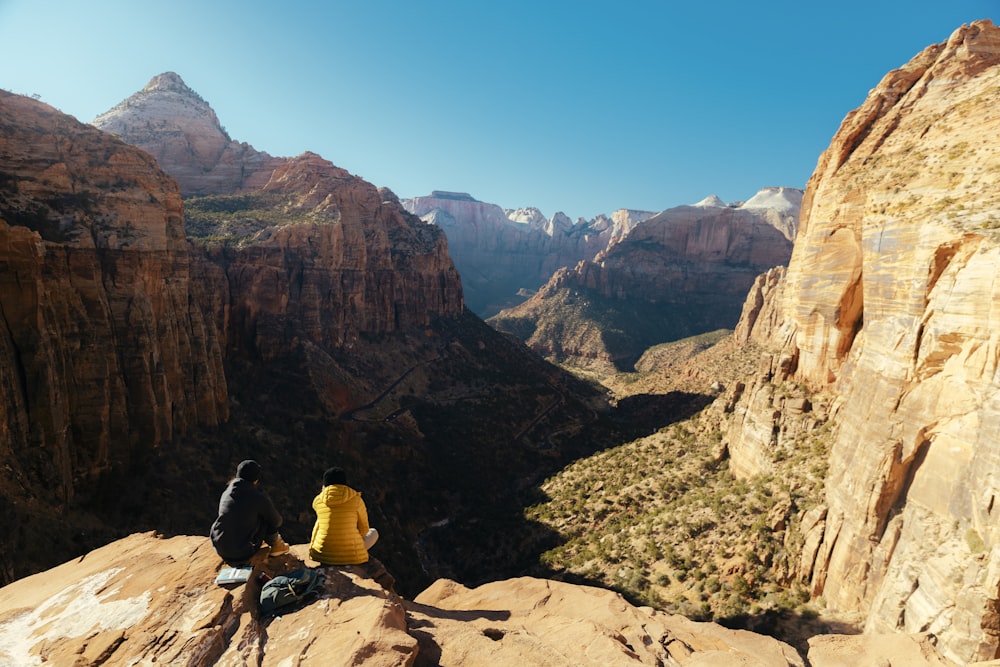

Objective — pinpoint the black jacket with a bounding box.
[210,478,282,562]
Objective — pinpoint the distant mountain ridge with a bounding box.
[403,192,655,316]
[489,187,803,371]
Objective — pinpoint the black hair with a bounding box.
[323,466,347,486]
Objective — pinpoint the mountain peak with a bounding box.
[739,186,804,215]
[693,194,727,207]
[91,72,285,196]
[93,71,215,130]
[142,71,198,96]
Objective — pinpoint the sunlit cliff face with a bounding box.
[732,20,1000,663]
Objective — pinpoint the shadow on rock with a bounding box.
[611,391,715,438]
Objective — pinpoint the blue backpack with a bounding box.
[259,567,324,616]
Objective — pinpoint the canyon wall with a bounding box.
[0,91,464,503]
[726,20,1000,663]
[218,154,464,360]
[0,91,229,506]
[91,73,465,356]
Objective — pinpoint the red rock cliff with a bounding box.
[222,154,464,359]
[0,91,229,504]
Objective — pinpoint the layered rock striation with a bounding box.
[0,90,229,505]
[403,191,654,316]
[212,153,464,358]
[724,20,1000,663]
[489,188,801,371]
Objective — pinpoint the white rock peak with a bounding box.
[740,186,804,214]
[693,194,728,207]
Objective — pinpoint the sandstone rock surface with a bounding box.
[0,532,965,666]
[806,632,956,667]
[0,89,229,506]
[0,533,417,667]
[0,532,815,666]
[725,20,1000,663]
[412,576,807,666]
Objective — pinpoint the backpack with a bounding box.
[259,567,324,616]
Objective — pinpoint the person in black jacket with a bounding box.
[210,460,289,565]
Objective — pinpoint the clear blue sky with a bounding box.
[0,1,995,220]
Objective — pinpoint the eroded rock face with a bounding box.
[0,90,229,501]
[726,20,1000,663]
[92,72,287,196]
[403,191,653,316]
[222,154,464,357]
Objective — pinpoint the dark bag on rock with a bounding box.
[259,567,323,615]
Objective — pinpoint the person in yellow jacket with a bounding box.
[309,466,378,564]
[308,466,396,592]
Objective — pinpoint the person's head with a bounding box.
[237,459,261,484]
[323,466,347,487]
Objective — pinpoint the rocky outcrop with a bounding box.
[403,191,654,316]
[0,531,812,666]
[489,189,801,371]
[92,72,286,196]
[0,531,970,666]
[724,20,1000,663]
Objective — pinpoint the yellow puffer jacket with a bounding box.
[308,484,370,565]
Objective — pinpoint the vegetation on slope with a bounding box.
[523,333,837,636]
[489,286,724,373]
[184,192,334,245]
